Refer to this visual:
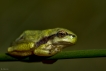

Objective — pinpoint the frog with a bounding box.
[7,28,77,57]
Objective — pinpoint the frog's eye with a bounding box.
[56,31,67,37]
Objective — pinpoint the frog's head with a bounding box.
[34,28,77,56]
[51,28,77,46]
[36,28,77,47]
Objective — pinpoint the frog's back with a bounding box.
[11,30,41,46]
[11,28,74,46]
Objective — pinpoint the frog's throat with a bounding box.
[36,33,74,47]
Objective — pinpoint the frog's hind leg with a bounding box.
[7,42,35,57]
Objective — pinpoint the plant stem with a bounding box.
[0,49,106,62]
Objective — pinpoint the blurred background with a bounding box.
[0,0,106,71]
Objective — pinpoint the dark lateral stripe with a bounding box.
[35,33,73,47]
[36,34,56,47]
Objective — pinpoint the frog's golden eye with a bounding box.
[56,31,67,37]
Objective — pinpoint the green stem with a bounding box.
[0,49,106,62]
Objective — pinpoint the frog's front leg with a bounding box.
[8,42,35,56]
[34,43,62,56]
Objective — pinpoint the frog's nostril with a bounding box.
[72,34,76,37]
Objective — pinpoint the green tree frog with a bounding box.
[8,28,77,57]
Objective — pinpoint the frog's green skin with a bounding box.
[8,28,77,56]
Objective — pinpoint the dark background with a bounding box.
[0,0,106,71]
